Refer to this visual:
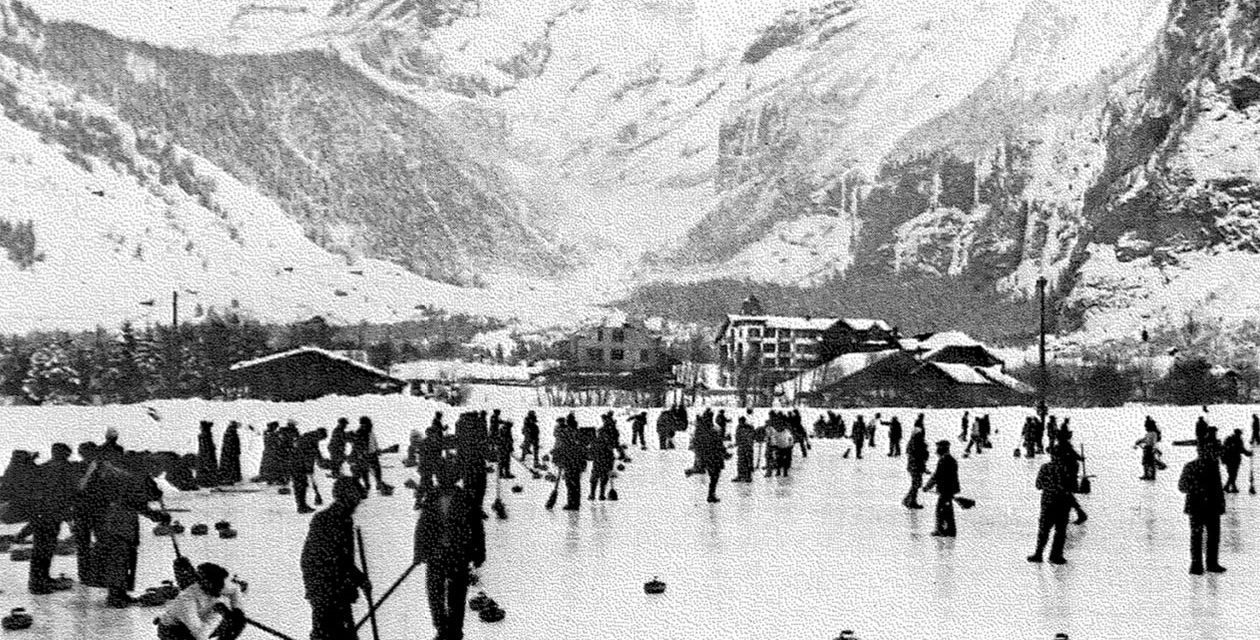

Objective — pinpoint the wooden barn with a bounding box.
[227,346,406,402]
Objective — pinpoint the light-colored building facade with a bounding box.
[568,320,664,371]
[715,315,838,386]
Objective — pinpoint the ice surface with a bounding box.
[1,401,1259,639]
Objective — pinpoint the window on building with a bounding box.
[639,350,650,363]
[597,328,604,342]
[778,357,792,368]
[611,349,625,361]
[586,347,603,363]
[748,327,761,338]
[611,329,626,343]
[762,343,776,353]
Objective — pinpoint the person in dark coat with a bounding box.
[1135,418,1162,481]
[28,443,79,594]
[328,418,349,477]
[887,416,903,457]
[71,443,105,583]
[553,420,587,511]
[84,455,170,607]
[733,417,755,483]
[1054,431,1088,524]
[1221,428,1252,493]
[348,419,373,494]
[275,421,300,487]
[696,421,726,502]
[588,424,616,501]
[656,410,674,450]
[292,429,330,514]
[301,477,370,638]
[924,440,959,537]
[218,421,242,485]
[418,418,450,493]
[99,427,125,463]
[903,425,929,509]
[496,419,516,480]
[415,463,486,640]
[851,416,866,460]
[455,412,490,513]
[522,411,541,464]
[1251,414,1260,447]
[789,410,809,458]
[1179,435,1227,575]
[958,412,970,442]
[630,411,648,451]
[1028,445,1075,564]
[196,421,220,489]
[867,413,878,449]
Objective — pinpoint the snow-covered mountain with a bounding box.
[2,0,1260,355]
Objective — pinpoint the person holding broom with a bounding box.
[301,477,371,639]
[416,461,485,640]
[924,440,960,537]
[155,562,245,640]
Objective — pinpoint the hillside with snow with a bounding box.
[1,0,1260,358]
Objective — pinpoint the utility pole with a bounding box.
[1037,276,1048,424]
[172,290,179,327]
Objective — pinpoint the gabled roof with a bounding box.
[835,318,893,332]
[230,346,396,380]
[926,362,992,385]
[977,367,1037,394]
[914,331,981,351]
[724,315,839,331]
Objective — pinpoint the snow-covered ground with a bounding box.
[0,399,1259,639]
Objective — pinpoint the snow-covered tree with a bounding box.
[22,341,82,404]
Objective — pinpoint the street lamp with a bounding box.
[1037,276,1048,424]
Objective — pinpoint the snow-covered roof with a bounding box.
[774,349,899,397]
[724,315,839,331]
[977,367,1037,394]
[915,331,982,351]
[927,362,993,385]
[390,359,542,382]
[836,318,893,332]
[229,346,395,379]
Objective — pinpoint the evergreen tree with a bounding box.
[134,325,167,399]
[22,340,82,404]
[101,322,145,403]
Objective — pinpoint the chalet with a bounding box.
[227,346,405,402]
[715,311,899,390]
[568,318,665,371]
[803,351,1032,408]
[904,331,1005,369]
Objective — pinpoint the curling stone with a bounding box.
[644,577,666,595]
[478,602,505,623]
[214,520,231,531]
[1013,448,1021,457]
[1054,635,1069,640]
[137,588,167,607]
[616,464,626,472]
[278,487,292,495]
[10,548,31,562]
[542,454,550,463]
[544,473,557,482]
[510,485,523,494]
[468,591,491,611]
[191,524,209,536]
[171,522,186,535]
[2,608,33,630]
[153,524,173,536]
[218,527,239,539]
[835,632,857,640]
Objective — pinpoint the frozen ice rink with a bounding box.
[1,399,1258,639]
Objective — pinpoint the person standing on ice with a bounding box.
[327,418,350,477]
[769,418,796,477]
[253,422,280,484]
[196,421,220,489]
[85,453,171,608]
[218,421,242,485]
[629,411,648,451]
[903,424,929,510]
[695,419,727,502]
[1250,415,1260,446]
[1220,428,1252,493]
[522,410,542,462]
[867,413,879,449]
[291,428,330,514]
[887,416,903,457]
[1135,419,1161,480]
[1053,430,1088,525]
[733,417,756,483]
[924,440,959,537]
[155,562,246,640]
[588,422,616,501]
[963,415,985,457]
[301,477,370,638]
[1179,433,1227,575]
[958,411,970,443]
[27,443,78,594]
[456,412,490,513]
[496,419,516,480]
[415,462,486,640]
[850,415,866,460]
[553,418,587,511]
[1028,443,1075,565]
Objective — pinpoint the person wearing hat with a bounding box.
[522,410,542,463]
[196,421,220,489]
[630,411,648,451]
[1220,428,1253,493]
[496,418,516,480]
[732,417,756,483]
[415,461,485,640]
[301,477,371,638]
[923,440,960,537]
[218,421,242,485]
[1054,430,1088,525]
[328,418,350,477]
[1028,444,1075,564]
[1134,418,1162,481]
[99,427,124,463]
[155,562,245,640]
[27,444,78,594]
[1179,434,1227,575]
[903,424,930,509]
[291,428,330,514]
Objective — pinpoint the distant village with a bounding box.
[218,294,1036,409]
